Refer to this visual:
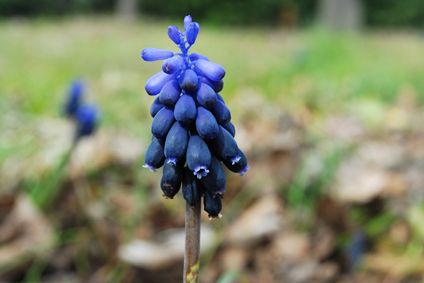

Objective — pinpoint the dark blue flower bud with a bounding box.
[150,96,165,118]
[143,137,166,172]
[184,15,192,31]
[167,25,181,45]
[203,189,222,219]
[75,104,98,139]
[194,59,225,82]
[162,56,184,74]
[216,93,225,103]
[189,53,209,62]
[210,100,231,125]
[179,69,198,92]
[201,154,226,196]
[222,121,235,137]
[208,126,240,165]
[199,76,224,93]
[186,22,200,45]
[141,48,174,62]
[196,83,217,109]
[165,121,188,165]
[145,71,175,96]
[65,80,84,117]
[161,158,185,199]
[196,107,219,140]
[152,106,175,138]
[174,94,197,125]
[182,167,201,207]
[159,80,181,107]
[223,148,249,176]
[186,135,211,179]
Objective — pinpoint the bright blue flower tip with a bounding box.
[231,155,241,165]
[193,165,210,179]
[143,164,157,173]
[239,165,250,176]
[166,158,178,166]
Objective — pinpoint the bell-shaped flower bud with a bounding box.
[162,56,184,74]
[145,71,175,96]
[159,80,181,107]
[182,167,201,207]
[223,148,250,176]
[143,137,166,172]
[184,15,192,31]
[199,76,224,93]
[164,121,189,165]
[174,94,197,125]
[75,104,98,139]
[150,96,165,118]
[161,158,185,199]
[141,47,174,62]
[189,53,209,62]
[216,92,225,103]
[194,59,225,82]
[186,135,211,179]
[207,125,240,165]
[210,100,231,125]
[186,22,200,45]
[167,25,181,45]
[196,83,217,109]
[196,107,219,140]
[222,121,235,137]
[203,189,222,219]
[201,154,226,196]
[179,69,198,92]
[151,106,175,138]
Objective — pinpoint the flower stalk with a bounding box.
[184,194,201,283]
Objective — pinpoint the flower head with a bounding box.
[141,16,249,218]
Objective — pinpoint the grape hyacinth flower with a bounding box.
[63,80,99,141]
[141,15,249,218]
[141,16,249,283]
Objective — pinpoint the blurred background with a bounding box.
[1,0,424,282]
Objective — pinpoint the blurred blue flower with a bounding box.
[64,80,84,117]
[75,104,98,139]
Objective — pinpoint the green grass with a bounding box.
[1,17,424,124]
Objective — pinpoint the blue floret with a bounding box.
[143,137,166,172]
[186,135,211,179]
[196,83,217,109]
[164,121,189,165]
[151,106,175,138]
[159,80,181,107]
[182,166,201,207]
[196,107,219,140]
[174,94,197,125]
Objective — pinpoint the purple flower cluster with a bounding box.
[141,16,249,218]
[64,80,98,140]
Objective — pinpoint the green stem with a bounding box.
[183,195,201,283]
